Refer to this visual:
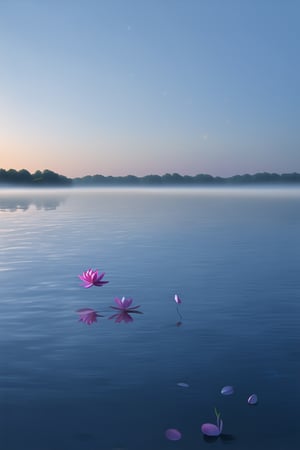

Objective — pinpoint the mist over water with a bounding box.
[1,187,300,449]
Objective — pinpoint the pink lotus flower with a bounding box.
[110,297,141,312]
[201,408,223,437]
[78,268,108,288]
[76,308,103,325]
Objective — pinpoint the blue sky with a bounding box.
[0,0,299,177]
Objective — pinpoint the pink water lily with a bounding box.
[110,297,141,312]
[76,308,103,325]
[78,268,108,288]
[201,408,223,437]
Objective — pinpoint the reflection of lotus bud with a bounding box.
[248,394,258,405]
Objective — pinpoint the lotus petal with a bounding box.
[120,297,133,308]
[165,429,182,441]
[248,394,258,405]
[221,385,234,395]
[114,297,131,308]
[177,382,189,388]
[111,297,140,311]
[201,423,221,436]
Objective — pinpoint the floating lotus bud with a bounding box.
[248,394,258,405]
[174,294,182,304]
[221,385,234,395]
[165,428,182,440]
[173,294,183,324]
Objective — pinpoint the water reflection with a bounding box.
[109,310,143,323]
[0,192,66,212]
[76,308,104,325]
[1,187,300,450]
[76,308,143,324]
[203,433,236,443]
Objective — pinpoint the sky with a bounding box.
[0,0,299,178]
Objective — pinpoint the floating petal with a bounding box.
[248,394,258,405]
[221,385,234,395]
[201,423,221,436]
[165,429,182,441]
[177,382,189,388]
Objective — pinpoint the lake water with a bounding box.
[0,187,300,450]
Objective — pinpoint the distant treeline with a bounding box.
[73,172,300,185]
[0,169,72,186]
[1,168,300,186]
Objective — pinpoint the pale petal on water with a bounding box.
[201,423,221,436]
[221,385,234,395]
[248,394,258,405]
[165,429,182,440]
[177,382,189,388]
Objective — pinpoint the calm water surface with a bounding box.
[0,187,300,450]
